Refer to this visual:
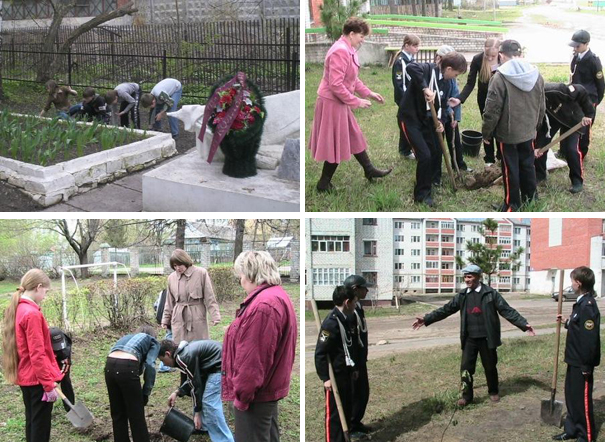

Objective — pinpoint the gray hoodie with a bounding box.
[482,59,545,144]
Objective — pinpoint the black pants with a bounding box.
[20,385,54,442]
[119,87,141,129]
[104,357,149,442]
[579,105,596,158]
[399,117,442,202]
[59,371,75,413]
[460,337,499,403]
[535,119,584,186]
[498,139,537,211]
[397,115,412,155]
[479,99,499,163]
[563,365,596,442]
[234,401,280,442]
[351,362,369,430]
[325,373,353,442]
[444,120,467,171]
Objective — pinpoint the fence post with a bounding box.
[285,25,291,91]
[130,248,140,277]
[68,48,72,86]
[199,243,211,268]
[162,49,167,79]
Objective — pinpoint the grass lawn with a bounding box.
[305,334,605,441]
[305,63,605,212]
[440,6,528,22]
[0,283,300,442]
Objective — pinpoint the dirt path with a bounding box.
[505,1,605,63]
[305,295,578,373]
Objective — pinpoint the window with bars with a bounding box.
[311,235,350,252]
[312,268,351,286]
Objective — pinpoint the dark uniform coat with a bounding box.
[564,294,601,371]
[423,283,530,349]
[392,51,413,105]
[544,83,595,135]
[571,50,605,106]
[315,307,357,380]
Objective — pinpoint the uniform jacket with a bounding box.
[544,83,594,134]
[110,332,160,397]
[175,340,223,413]
[564,294,600,372]
[392,51,414,105]
[16,298,63,391]
[482,59,545,144]
[458,51,500,108]
[221,284,297,411]
[315,307,359,381]
[348,302,368,364]
[162,265,221,344]
[398,62,450,126]
[423,283,530,349]
[317,36,372,109]
[83,94,110,123]
[571,50,605,106]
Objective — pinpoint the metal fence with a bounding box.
[0,19,300,100]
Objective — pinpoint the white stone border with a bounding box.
[0,114,177,206]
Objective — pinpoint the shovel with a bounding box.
[540,269,565,426]
[429,101,457,191]
[55,386,94,429]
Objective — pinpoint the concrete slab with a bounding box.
[53,183,143,212]
[142,151,300,212]
[111,173,144,193]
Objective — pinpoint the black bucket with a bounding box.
[160,407,194,442]
[461,130,483,157]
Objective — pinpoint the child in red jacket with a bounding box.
[2,269,63,442]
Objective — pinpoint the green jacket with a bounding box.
[423,283,529,349]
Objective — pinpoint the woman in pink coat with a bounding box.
[309,17,392,192]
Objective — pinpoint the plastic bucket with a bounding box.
[461,130,483,157]
[160,407,194,442]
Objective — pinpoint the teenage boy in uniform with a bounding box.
[412,264,535,406]
[481,39,545,212]
[398,51,467,207]
[343,275,371,436]
[568,30,604,159]
[534,83,594,193]
[552,266,600,442]
[315,286,359,442]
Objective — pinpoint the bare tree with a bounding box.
[175,219,186,249]
[37,0,138,82]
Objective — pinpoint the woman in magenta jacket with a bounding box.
[308,17,392,193]
[2,269,63,442]
[222,251,297,442]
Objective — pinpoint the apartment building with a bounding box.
[306,218,531,303]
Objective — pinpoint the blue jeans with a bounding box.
[152,87,182,138]
[57,104,83,120]
[201,372,234,442]
[158,330,172,372]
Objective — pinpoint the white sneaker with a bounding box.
[404,152,416,160]
[485,162,494,167]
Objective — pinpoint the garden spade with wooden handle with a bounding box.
[55,386,94,429]
[311,298,350,442]
[540,269,565,426]
[429,101,457,191]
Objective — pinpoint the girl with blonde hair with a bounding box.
[450,37,501,164]
[2,269,63,442]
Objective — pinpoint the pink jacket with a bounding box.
[221,284,297,411]
[317,36,372,109]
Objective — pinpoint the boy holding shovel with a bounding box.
[552,266,600,442]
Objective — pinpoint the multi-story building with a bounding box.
[306,218,531,305]
[530,218,604,296]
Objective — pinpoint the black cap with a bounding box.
[569,30,590,46]
[343,274,371,289]
[499,39,522,56]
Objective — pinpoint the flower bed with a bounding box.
[0,113,176,206]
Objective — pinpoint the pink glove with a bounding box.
[41,390,58,403]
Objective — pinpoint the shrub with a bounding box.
[208,267,245,303]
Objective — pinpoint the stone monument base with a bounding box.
[142,151,299,212]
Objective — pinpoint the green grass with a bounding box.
[0,283,300,442]
[304,302,433,321]
[305,63,605,212]
[367,18,507,32]
[440,6,528,22]
[306,334,605,441]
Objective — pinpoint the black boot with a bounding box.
[316,161,338,193]
[354,151,392,181]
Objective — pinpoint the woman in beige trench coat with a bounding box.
[161,249,221,343]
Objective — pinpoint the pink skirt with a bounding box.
[308,96,367,164]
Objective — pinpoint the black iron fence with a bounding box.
[0,19,300,101]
